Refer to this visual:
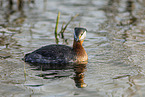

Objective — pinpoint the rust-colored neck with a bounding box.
[73,40,83,49]
[73,40,88,62]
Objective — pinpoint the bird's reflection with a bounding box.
[26,62,87,88]
[73,64,87,88]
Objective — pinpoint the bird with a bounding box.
[24,27,88,64]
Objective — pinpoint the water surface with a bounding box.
[0,0,145,96]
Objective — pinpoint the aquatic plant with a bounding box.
[54,12,79,44]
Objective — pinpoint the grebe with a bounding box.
[24,27,88,64]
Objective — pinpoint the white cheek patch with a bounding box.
[80,31,86,40]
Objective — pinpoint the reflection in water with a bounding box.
[100,0,145,96]
[1,0,34,27]
[106,0,137,27]
[17,0,23,11]
[103,0,137,43]
[0,0,145,96]
[112,67,144,97]
[125,0,137,25]
[7,0,32,11]
[27,62,87,88]
[8,0,13,10]
[73,64,87,88]
[127,70,145,97]
[0,0,27,48]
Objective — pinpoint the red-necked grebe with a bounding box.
[24,27,88,64]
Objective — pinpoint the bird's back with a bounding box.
[24,44,77,64]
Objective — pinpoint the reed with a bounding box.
[54,12,79,44]
[54,12,60,44]
[59,14,79,38]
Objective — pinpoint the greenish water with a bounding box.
[0,0,145,96]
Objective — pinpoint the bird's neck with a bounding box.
[73,40,83,49]
[73,40,88,63]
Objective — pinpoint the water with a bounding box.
[0,0,145,96]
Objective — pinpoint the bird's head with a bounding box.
[74,27,87,42]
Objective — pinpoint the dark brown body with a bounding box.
[24,40,88,64]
